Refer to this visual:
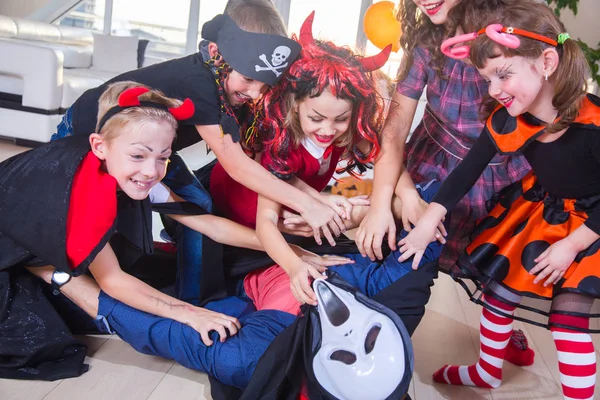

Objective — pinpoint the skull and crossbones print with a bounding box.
[255,45,291,77]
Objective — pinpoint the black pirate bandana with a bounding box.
[201,14,301,86]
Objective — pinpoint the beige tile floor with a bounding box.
[1,138,598,400]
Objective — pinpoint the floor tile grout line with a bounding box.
[144,361,178,400]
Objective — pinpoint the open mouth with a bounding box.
[131,179,153,189]
[314,133,334,144]
[500,96,515,108]
[423,1,443,15]
[235,92,250,103]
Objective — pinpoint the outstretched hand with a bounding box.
[290,244,355,267]
[397,217,439,270]
[287,261,327,306]
[356,207,397,261]
[299,199,345,246]
[184,308,242,346]
[400,191,447,243]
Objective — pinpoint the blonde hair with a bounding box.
[470,2,590,133]
[224,0,287,36]
[96,81,183,142]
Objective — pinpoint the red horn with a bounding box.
[118,87,149,107]
[299,11,316,46]
[169,98,195,121]
[360,44,392,72]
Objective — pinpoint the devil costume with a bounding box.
[0,134,157,380]
[432,93,600,331]
[0,132,285,384]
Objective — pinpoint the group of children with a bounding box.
[0,0,598,398]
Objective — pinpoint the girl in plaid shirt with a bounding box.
[355,0,534,366]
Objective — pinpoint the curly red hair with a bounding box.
[257,38,385,180]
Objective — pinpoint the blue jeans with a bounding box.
[95,293,295,388]
[161,153,214,305]
[51,107,74,141]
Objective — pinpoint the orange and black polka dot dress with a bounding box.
[432,94,600,332]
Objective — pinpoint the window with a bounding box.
[198,0,228,35]
[112,0,191,56]
[55,0,105,32]
[288,0,362,48]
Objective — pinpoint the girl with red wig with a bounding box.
[210,12,440,312]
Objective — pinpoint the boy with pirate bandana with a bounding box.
[51,1,348,305]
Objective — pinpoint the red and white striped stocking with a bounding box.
[550,314,596,400]
[433,296,515,388]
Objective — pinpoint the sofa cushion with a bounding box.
[13,17,61,42]
[50,43,93,68]
[58,25,94,46]
[7,38,92,68]
[61,67,118,109]
[0,15,17,38]
[92,34,139,74]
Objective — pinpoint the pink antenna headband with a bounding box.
[441,24,564,60]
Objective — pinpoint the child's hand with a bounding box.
[183,307,242,346]
[290,244,355,267]
[300,200,345,246]
[278,210,314,237]
[348,195,371,206]
[356,207,397,261]
[320,193,353,219]
[287,260,327,306]
[397,216,440,270]
[400,191,447,243]
[530,238,579,287]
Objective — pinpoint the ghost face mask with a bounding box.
[311,278,412,400]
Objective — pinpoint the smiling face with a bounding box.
[296,88,353,149]
[478,53,555,120]
[412,0,460,25]
[223,69,269,107]
[91,120,175,200]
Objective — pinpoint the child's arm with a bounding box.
[88,243,240,346]
[395,168,447,243]
[196,124,345,238]
[290,177,369,234]
[255,193,353,306]
[398,131,500,270]
[356,92,420,260]
[172,213,263,251]
[158,187,263,250]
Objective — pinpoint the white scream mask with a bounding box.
[312,279,407,400]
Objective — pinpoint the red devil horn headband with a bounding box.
[299,11,316,46]
[299,11,391,72]
[97,87,195,132]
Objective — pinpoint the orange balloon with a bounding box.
[363,1,401,52]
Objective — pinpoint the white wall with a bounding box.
[0,0,48,18]
[557,0,600,45]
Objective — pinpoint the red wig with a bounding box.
[257,18,386,180]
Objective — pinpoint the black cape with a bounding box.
[0,135,154,380]
[210,260,438,400]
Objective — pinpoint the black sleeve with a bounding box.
[584,134,600,235]
[179,72,220,127]
[431,129,498,211]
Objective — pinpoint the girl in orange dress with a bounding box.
[398,3,598,398]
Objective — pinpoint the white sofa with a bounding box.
[0,15,163,144]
